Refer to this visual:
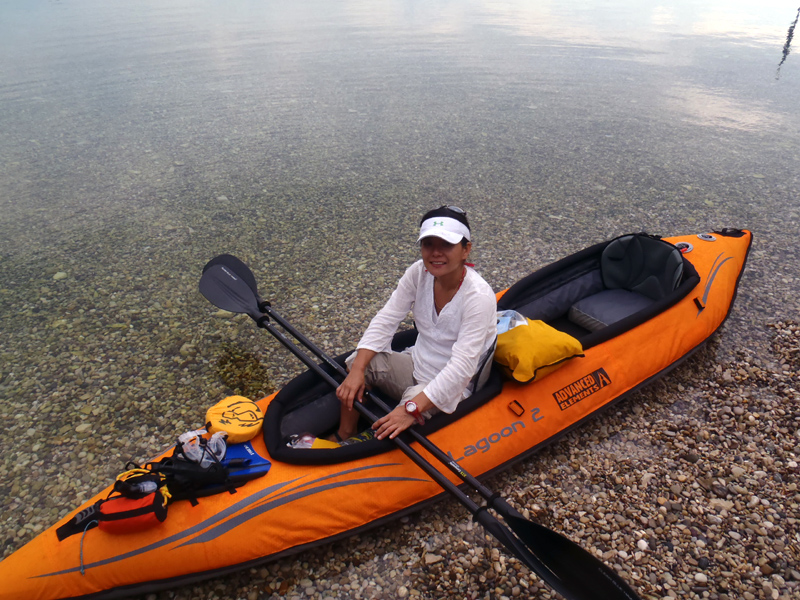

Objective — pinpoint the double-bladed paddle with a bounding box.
[199,255,641,600]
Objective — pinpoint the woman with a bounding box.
[333,206,497,442]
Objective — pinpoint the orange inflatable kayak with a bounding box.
[0,229,752,600]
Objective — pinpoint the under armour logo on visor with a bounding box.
[433,221,444,226]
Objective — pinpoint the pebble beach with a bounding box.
[2,1,800,599]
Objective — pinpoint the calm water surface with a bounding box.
[1,0,799,595]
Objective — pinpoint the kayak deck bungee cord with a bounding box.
[0,229,751,600]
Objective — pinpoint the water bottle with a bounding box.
[286,433,316,449]
[129,480,158,495]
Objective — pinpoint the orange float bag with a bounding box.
[97,490,168,534]
[56,468,170,540]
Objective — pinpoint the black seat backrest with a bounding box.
[601,235,684,300]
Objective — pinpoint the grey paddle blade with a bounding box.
[202,254,259,297]
[199,264,262,320]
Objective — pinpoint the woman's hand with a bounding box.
[336,369,366,411]
[373,404,416,440]
[335,349,377,410]
[374,391,434,439]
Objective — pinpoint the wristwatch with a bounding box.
[404,400,425,426]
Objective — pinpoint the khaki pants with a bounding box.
[345,351,433,415]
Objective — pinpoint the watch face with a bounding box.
[405,401,418,412]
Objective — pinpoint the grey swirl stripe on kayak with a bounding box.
[258,462,410,503]
[697,252,734,315]
[34,479,299,578]
[178,474,430,547]
[35,463,413,578]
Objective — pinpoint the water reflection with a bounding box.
[1,4,800,597]
[664,84,785,131]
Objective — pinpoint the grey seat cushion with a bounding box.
[602,235,684,301]
[569,289,654,332]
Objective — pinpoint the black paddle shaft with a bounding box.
[198,259,642,600]
[242,312,576,600]
[259,296,640,600]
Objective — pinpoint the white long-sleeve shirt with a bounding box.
[356,260,497,413]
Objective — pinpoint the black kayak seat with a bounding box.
[280,391,341,439]
[568,235,684,332]
[266,329,506,465]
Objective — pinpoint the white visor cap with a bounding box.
[417,216,471,244]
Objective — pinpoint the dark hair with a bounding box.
[419,206,471,246]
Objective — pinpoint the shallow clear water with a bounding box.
[1,0,799,595]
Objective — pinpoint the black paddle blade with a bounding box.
[199,263,262,320]
[202,254,259,297]
[503,513,640,600]
[486,497,640,599]
[473,509,576,599]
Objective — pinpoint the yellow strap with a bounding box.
[116,468,151,482]
[116,467,166,485]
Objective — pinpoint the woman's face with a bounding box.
[420,236,471,280]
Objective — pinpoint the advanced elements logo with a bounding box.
[554,368,611,410]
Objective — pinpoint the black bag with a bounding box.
[147,456,236,504]
[57,443,271,541]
